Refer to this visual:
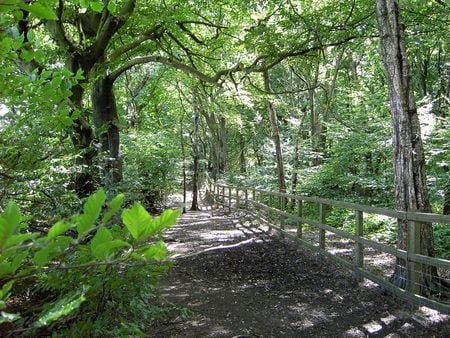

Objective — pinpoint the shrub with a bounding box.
[0,189,180,335]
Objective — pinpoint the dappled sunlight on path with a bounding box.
[152,206,450,337]
[164,202,270,259]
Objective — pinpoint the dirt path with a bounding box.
[151,207,449,337]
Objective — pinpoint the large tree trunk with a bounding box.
[68,83,99,197]
[92,76,123,187]
[263,70,287,193]
[376,0,441,295]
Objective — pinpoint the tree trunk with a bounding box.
[376,0,441,295]
[263,70,287,193]
[308,62,322,166]
[239,133,246,175]
[68,83,99,197]
[92,76,123,186]
[203,111,227,181]
[179,116,187,214]
[190,94,201,211]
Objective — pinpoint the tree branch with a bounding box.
[44,0,77,53]
[176,22,207,46]
[109,24,164,60]
[89,0,136,60]
[110,33,367,87]
[110,55,222,83]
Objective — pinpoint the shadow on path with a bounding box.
[152,207,449,338]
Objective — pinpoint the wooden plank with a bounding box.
[319,203,326,250]
[210,183,450,314]
[280,195,286,235]
[407,220,421,294]
[213,184,450,223]
[278,226,450,315]
[297,199,303,239]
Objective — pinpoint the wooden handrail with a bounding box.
[210,182,450,314]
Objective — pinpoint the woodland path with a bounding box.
[151,204,449,337]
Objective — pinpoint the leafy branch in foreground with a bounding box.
[0,189,180,335]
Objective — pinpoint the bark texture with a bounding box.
[376,0,440,294]
[263,70,287,193]
[92,76,123,186]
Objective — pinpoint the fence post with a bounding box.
[280,194,286,237]
[407,219,421,295]
[319,203,326,250]
[355,210,364,280]
[297,199,303,239]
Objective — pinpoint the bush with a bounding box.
[0,189,180,336]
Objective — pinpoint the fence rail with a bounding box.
[209,183,450,314]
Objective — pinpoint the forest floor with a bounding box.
[150,205,450,337]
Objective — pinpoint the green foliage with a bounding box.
[434,223,450,260]
[0,189,180,335]
[122,131,181,211]
[325,206,397,243]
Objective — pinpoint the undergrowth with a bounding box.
[0,189,180,336]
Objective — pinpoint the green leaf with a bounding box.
[0,264,12,278]
[0,280,14,300]
[122,206,180,241]
[35,291,86,327]
[33,237,72,267]
[144,209,180,239]
[91,227,112,246]
[153,209,180,232]
[47,221,72,240]
[18,2,58,20]
[90,227,131,260]
[107,1,117,12]
[93,240,131,261]
[33,246,53,267]
[0,252,26,278]
[0,202,21,250]
[90,1,104,13]
[121,203,152,240]
[139,241,167,261]
[75,214,94,238]
[11,252,27,272]
[79,0,89,9]
[76,189,107,237]
[102,193,124,223]
[4,233,37,249]
[83,189,106,221]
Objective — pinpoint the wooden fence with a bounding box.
[210,183,450,314]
